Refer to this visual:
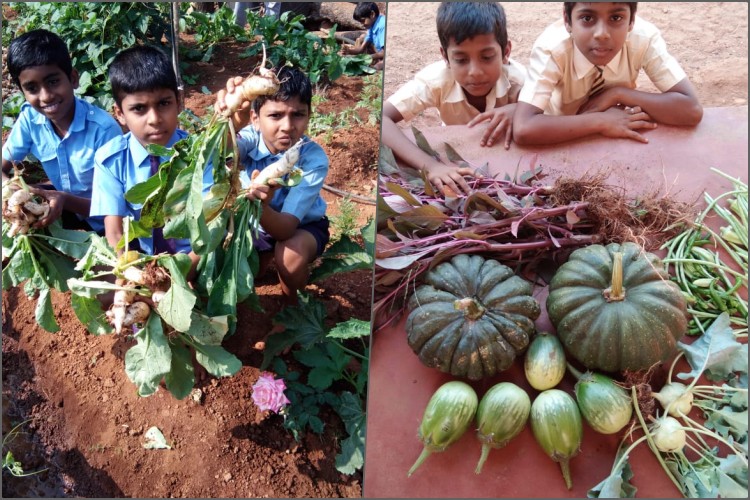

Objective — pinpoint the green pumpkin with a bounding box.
[547,242,687,372]
[406,254,541,380]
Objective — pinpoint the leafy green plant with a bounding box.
[355,72,384,126]
[241,11,349,85]
[2,91,26,131]
[264,294,370,474]
[329,197,362,242]
[2,420,48,478]
[178,3,249,62]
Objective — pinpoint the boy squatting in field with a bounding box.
[90,45,213,278]
[513,1,703,145]
[382,1,526,196]
[2,29,122,233]
[341,2,386,71]
[215,66,330,349]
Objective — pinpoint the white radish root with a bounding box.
[151,290,166,306]
[250,138,304,187]
[121,266,145,285]
[110,287,136,334]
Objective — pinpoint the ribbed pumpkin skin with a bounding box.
[547,242,687,372]
[406,254,541,380]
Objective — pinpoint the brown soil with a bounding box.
[2,13,377,499]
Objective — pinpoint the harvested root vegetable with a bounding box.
[2,179,50,236]
[109,286,137,334]
[122,301,151,327]
[249,138,304,187]
[221,46,280,117]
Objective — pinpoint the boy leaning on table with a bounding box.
[513,1,703,146]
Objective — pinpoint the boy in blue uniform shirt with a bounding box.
[342,2,385,70]
[2,29,122,233]
[216,66,329,346]
[91,45,212,275]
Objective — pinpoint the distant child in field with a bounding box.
[513,1,703,145]
[342,2,386,70]
[90,45,212,275]
[382,2,525,196]
[2,29,122,233]
[216,66,330,326]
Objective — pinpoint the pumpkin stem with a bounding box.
[603,251,626,302]
[453,297,486,321]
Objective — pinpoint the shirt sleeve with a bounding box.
[387,69,440,122]
[90,149,127,217]
[2,106,33,163]
[640,28,688,92]
[518,40,563,112]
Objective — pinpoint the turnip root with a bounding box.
[221,45,280,117]
[122,301,151,327]
[109,287,136,334]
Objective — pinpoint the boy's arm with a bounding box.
[513,101,658,146]
[578,78,703,126]
[104,215,125,253]
[382,102,475,195]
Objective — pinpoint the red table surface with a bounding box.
[364,107,748,498]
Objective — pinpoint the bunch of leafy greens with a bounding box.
[67,234,240,400]
[2,218,91,332]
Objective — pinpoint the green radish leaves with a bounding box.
[587,456,637,498]
[677,312,747,383]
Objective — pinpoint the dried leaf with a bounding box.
[375,234,401,258]
[443,142,471,168]
[465,191,516,215]
[384,182,422,207]
[452,231,487,241]
[411,125,440,160]
[566,209,581,226]
[143,426,172,450]
[376,249,434,270]
[399,205,450,231]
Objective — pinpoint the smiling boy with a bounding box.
[2,29,122,233]
[513,2,703,145]
[382,2,525,196]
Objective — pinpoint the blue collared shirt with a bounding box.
[90,129,213,254]
[236,126,327,225]
[365,14,386,52]
[2,98,122,232]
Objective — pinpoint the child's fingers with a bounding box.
[504,125,513,150]
[251,169,260,180]
[467,112,492,128]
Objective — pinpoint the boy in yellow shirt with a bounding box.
[382,2,525,196]
[514,2,702,145]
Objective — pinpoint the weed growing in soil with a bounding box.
[2,421,48,478]
[330,198,361,242]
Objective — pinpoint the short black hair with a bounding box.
[436,2,508,53]
[353,2,379,23]
[108,45,178,106]
[7,29,73,87]
[564,2,638,23]
[252,66,313,113]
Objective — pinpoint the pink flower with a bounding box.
[251,372,290,413]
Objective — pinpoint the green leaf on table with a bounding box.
[443,142,471,168]
[70,294,111,335]
[379,144,399,176]
[35,287,59,333]
[124,313,172,397]
[717,455,748,499]
[704,406,748,441]
[588,456,637,498]
[677,313,747,383]
[193,343,242,377]
[164,340,195,400]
